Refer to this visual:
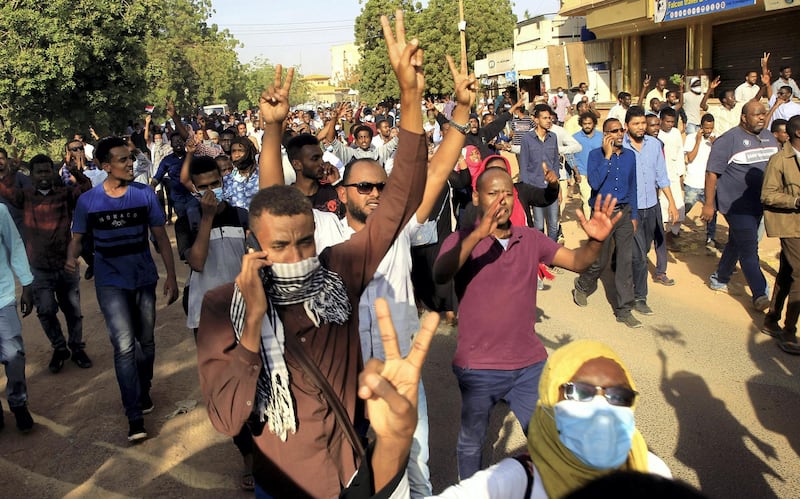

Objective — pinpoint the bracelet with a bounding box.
[449,119,469,135]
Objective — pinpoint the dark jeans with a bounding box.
[767,238,800,335]
[96,285,156,421]
[714,213,767,299]
[32,268,84,352]
[576,205,635,315]
[453,360,545,480]
[633,205,663,301]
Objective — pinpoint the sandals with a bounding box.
[241,471,255,491]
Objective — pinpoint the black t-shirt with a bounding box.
[309,184,346,218]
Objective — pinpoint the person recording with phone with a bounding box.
[196,11,430,498]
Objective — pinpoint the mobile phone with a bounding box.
[246,233,269,283]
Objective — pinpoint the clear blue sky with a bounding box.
[209,0,562,74]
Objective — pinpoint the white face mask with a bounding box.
[690,86,702,94]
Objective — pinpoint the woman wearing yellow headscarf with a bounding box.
[434,339,671,498]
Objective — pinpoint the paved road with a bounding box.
[0,213,798,498]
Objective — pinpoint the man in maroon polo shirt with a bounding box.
[433,167,619,480]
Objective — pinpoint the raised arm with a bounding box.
[179,138,197,192]
[551,194,620,272]
[416,53,476,222]
[700,76,720,112]
[637,74,651,106]
[434,195,501,284]
[258,65,295,189]
[166,97,190,140]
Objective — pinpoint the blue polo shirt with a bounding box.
[623,134,670,210]
[573,130,604,175]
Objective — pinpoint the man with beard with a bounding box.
[197,11,431,496]
[703,100,779,311]
[433,165,620,480]
[0,155,93,373]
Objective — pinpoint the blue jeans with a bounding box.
[32,268,84,352]
[453,361,545,480]
[683,186,717,241]
[96,285,156,421]
[0,303,27,408]
[533,200,560,241]
[714,212,767,300]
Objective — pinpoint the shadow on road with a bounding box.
[658,350,781,498]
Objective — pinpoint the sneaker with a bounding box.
[49,348,71,374]
[653,273,676,286]
[10,405,33,433]
[140,392,154,415]
[633,300,654,316]
[616,313,643,329]
[128,418,148,442]
[753,295,770,312]
[71,350,93,369]
[537,277,544,290]
[761,317,783,338]
[573,288,588,307]
[84,265,94,280]
[709,273,728,292]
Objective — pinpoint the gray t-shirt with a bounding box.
[707,126,779,215]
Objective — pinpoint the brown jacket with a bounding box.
[762,141,800,238]
[196,129,427,498]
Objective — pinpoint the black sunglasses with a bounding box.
[562,381,638,407]
[69,146,84,152]
[343,182,386,195]
[605,128,624,134]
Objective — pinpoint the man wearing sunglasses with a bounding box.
[572,118,640,328]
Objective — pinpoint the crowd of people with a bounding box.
[0,9,799,498]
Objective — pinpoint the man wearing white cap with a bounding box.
[683,76,718,134]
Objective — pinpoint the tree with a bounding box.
[144,0,243,119]
[416,0,516,96]
[235,58,310,111]
[0,0,161,145]
[354,0,421,105]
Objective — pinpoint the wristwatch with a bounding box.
[449,119,469,135]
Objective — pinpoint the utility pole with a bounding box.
[458,0,467,70]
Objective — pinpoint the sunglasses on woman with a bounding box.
[561,381,638,407]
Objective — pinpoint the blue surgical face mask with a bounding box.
[553,396,635,470]
[558,91,565,97]
[193,187,224,202]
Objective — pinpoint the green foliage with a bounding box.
[354,0,421,104]
[417,0,516,96]
[234,58,310,111]
[0,0,310,153]
[354,0,516,102]
[0,0,160,144]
